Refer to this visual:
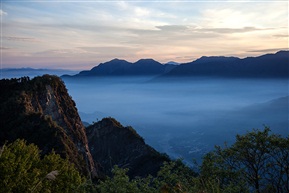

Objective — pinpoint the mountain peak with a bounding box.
[163,51,288,78]
[108,58,128,63]
[275,50,289,56]
[135,58,160,63]
[86,117,169,177]
[69,58,169,77]
[195,55,240,63]
[165,61,180,65]
[100,58,131,66]
[0,75,97,177]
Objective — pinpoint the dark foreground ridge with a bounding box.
[0,75,96,177]
[86,117,169,178]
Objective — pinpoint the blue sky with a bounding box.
[1,0,288,70]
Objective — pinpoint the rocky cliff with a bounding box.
[0,75,96,177]
[86,118,169,178]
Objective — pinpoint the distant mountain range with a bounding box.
[2,51,288,80]
[64,59,176,77]
[63,51,288,79]
[165,50,289,78]
[1,68,78,79]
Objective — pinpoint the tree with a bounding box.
[0,139,85,193]
[200,127,289,193]
[96,166,145,193]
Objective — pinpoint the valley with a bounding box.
[63,76,289,165]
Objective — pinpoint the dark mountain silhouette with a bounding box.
[63,58,176,77]
[0,75,96,177]
[86,117,169,178]
[63,51,288,79]
[163,51,289,78]
[164,61,180,65]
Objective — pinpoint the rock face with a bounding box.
[86,118,169,177]
[0,75,96,177]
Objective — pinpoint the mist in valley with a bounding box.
[63,77,289,165]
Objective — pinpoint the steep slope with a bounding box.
[86,118,170,178]
[0,75,96,177]
[78,59,132,76]
[64,58,176,77]
[164,51,289,78]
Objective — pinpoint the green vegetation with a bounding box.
[0,139,85,193]
[1,128,288,192]
[200,127,289,193]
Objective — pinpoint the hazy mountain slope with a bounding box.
[64,58,176,77]
[86,118,170,178]
[0,75,96,177]
[163,51,289,78]
[63,50,289,79]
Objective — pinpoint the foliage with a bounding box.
[93,127,288,193]
[200,127,289,193]
[0,139,85,193]
[0,120,287,192]
[155,159,197,192]
[96,166,145,193]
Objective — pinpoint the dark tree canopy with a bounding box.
[200,128,289,193]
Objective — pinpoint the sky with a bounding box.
[1,0,288,70]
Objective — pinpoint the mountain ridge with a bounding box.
[63,58,177,77]
[164,50,289,78]
[62,50,289,79]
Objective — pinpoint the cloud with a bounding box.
[35,48,88,56]
[155,25,271,34]
[115,1,150,18]
[78,46,140,53]
[156,25,189,31]
[0,9,7,16]
[247,48,289,53]
[76,46,143,61]
[273,34,289,38]
[3,36,39,42]
[195,27,272,34]
[0,47,11,50]
[1,1,288,69]
[129,25,219,41]
[134,7,150,17]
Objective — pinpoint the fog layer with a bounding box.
[64,77,288,165]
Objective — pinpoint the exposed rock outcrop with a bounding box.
[0,75,96,177]
[86,118,169,178]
